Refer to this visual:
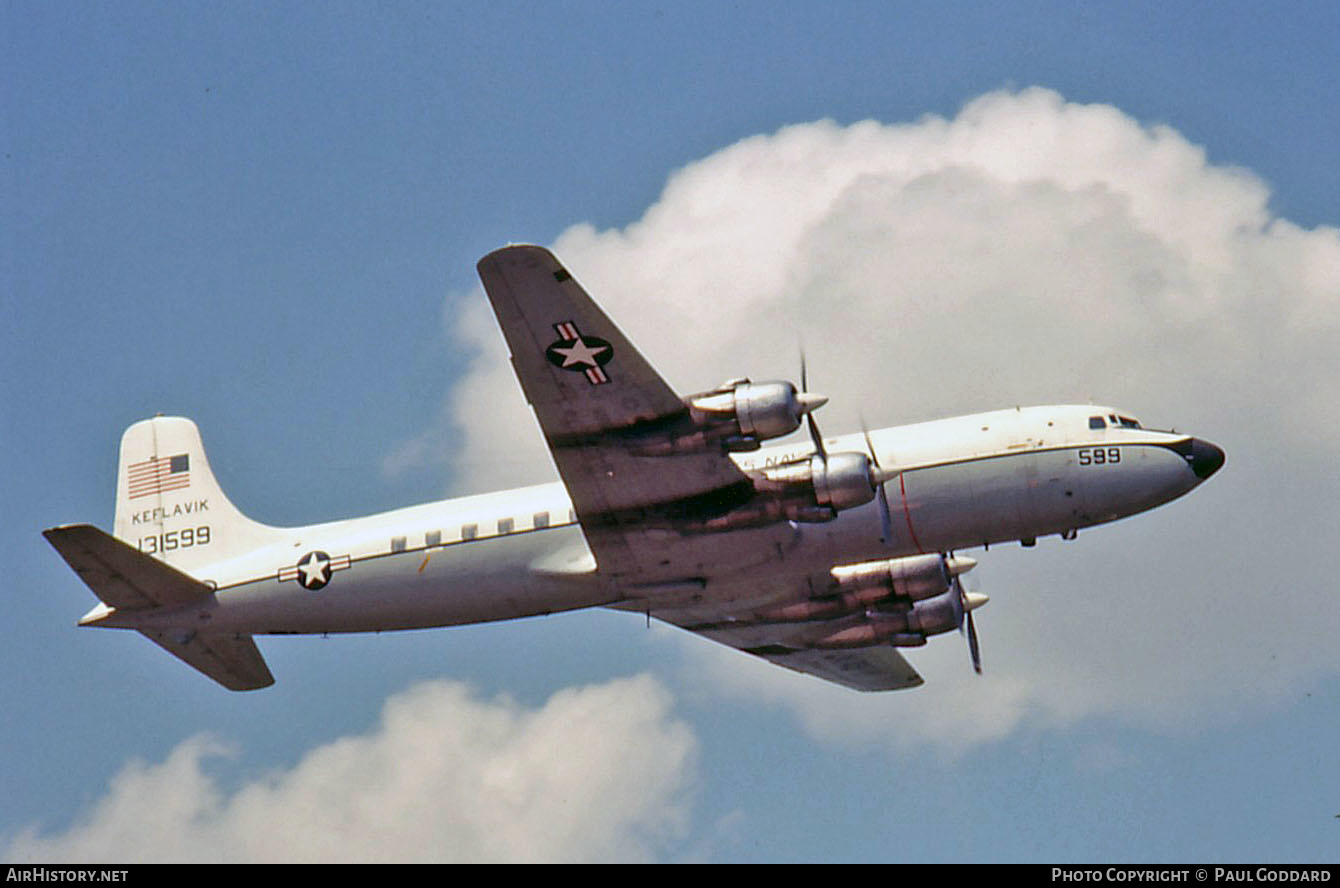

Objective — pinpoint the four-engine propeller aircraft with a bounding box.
[44,245,1225,691]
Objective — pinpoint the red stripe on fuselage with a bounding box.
[898,472,926,554]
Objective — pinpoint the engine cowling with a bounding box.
[811,452,879,511]
[900,590,962,637]
[751,450,891,521]
[831,553,977,603]
[876,587,988,649]
[687,379,827,450]
[814,590,965,650]
[807,555,979,648]
[811,595,955,648]
[753,554,976,627]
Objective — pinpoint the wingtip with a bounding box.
[478,243,552,265]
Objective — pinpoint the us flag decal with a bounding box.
[127,454,191,499]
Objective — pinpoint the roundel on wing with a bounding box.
[545,335,614,372]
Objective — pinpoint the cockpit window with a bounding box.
[1117,416,1142,429]
[1088,416,1106,430]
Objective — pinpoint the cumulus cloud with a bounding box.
[409,87,1339,749]
[5,675,697,863]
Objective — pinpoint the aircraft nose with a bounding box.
[1188,438,1226,480]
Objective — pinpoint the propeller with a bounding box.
[799,351,895,539]
[862,421,895,544]
[800,351,827,462]
[949,568,988,675]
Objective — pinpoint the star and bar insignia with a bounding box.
[545,321,613,385]
[278,551,352,590]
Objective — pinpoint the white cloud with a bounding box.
[402,87,1340,750]
[5,675,698,863]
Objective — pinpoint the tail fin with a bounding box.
[43,417,283,690]
[113,416,282,574]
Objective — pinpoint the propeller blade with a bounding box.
[807,412,828,462]
[952,574,965,631]
[861,423,880,468]
[875,483,893,544]
[966,608,982,674]
[800,353,827,461]
[863,423,894,543]
[952,572,987,675]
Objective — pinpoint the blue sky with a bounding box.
[4,1,1338,863]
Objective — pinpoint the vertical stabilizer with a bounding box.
[113,416,282,574]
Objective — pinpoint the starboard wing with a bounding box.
[644,594,924,692]
[745,645,923,691]
[605,565,926,692]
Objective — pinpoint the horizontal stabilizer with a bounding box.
[140,629,275,691]
[44,524,276,691]
[43,524,213,610]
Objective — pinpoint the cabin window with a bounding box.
[425,530,441,547]
[533,511,550,529]
[1088,416,1106,430]
[461,523,478,541]
[497,517,515,534]
[391,536,407,553]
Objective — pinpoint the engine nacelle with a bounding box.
[811,452,879,511]
[902,590,961,637]
[753,451,883,517]
[870,586,987,647]
[820,590,959,649]
[686,379,826,450]
[756,583,900,623]
[813,594,961,649]
[830,553,977,603]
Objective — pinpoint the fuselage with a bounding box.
[89,404,1223,638]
